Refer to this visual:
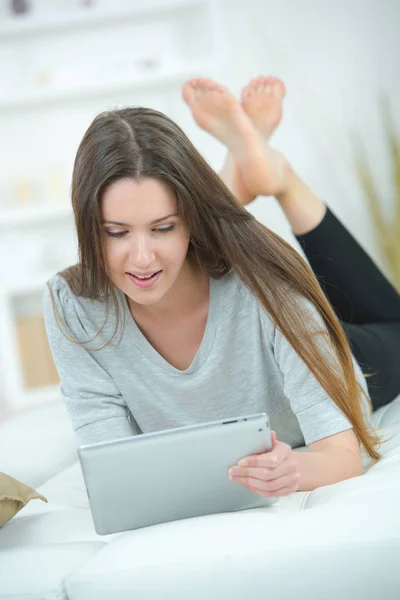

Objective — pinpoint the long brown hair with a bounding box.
[59,106,382,461]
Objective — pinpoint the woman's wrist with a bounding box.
[275,171,327,236]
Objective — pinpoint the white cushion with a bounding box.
[372,394,400,428]
[65,492,400,600]
[0,401,78,488]
[0,542,104,600]
[66,541,400,600]
[38,462,89,510]
[0,463,122,548]
[65,455,400,599]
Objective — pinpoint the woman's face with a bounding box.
[101,177,190,307]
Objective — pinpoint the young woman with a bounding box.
[44,76,391,501]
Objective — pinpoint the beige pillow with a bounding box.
[0,471,47,526]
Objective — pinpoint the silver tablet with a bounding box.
[78,412,276,535]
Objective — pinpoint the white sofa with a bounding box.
[1,396,400,600]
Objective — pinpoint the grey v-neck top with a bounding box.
[43,271,370,448]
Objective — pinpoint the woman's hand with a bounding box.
[228,431,300,497]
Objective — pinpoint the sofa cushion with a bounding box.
[65,493,400,600]
[0,401,78,488]
[0,502,107,548]
[0,542,104,600]
[0,463,123,548]
[38,462,89,510]
[371,394,400,428]
[0,471,47,526]
[65,447,400,599]
[66,538,400,600]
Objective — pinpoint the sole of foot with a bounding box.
[241,75,286,140]
[182,77,289,197]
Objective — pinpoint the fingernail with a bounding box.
[238,459,248,466]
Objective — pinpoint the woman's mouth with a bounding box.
[126,270,162,289]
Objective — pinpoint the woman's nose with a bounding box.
[129,236,156,268]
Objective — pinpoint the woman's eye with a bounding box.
[155,225,174,234]
[105,225,175,237]
[105,231,127,238]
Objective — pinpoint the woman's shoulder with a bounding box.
[215,270,270,325]
[45,266,108,308]
[222,273,322,338]
[216,269,255,297]
[45,266,87,313]
[46,270,73,299]
[43,267,121,341]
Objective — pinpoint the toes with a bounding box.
[214,82,227,92]
[182,77,228,105]
[197,77,223,92]
[245,77,260,92]
[270,77,286,99]
[255,76,264,92]
[242,74,286,102]
[241,84,253,102]
[181,81,197,105]
[244,75,287,99]
[260,76,271,94]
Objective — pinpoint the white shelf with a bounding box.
[2,271,58,296]
[0,60,217,112]
[0,0,208,39]
[0,290,60,410]
[0,202,72,227]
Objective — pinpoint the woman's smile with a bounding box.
[126,270,163,289]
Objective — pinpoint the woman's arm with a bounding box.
[43,279,138,445]
[293,429,364,491]
[229,428,364,496]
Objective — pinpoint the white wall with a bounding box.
[213,0,400,266]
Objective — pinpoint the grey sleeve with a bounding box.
[267,299,354,446]
[43,278,137,446]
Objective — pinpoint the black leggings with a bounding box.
[296,208,400,411]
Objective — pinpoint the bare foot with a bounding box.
[222,75,286,204]
[221,75,287,205]
[218,152,254,206]
[182,77,289,199]
[241,75,286,139]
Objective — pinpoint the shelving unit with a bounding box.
[0,201,72,227]
[0,0,209,39]
[0,273,61,409]
[0,60,217,112]
[0,0,224,410]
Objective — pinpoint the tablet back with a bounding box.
[78,412,276,535]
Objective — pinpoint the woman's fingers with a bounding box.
[231,473,299,495]
[239,438,291,468]
[230,435,300,497]
[230,455,298,482]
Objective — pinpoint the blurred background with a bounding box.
[0,0,399,423]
